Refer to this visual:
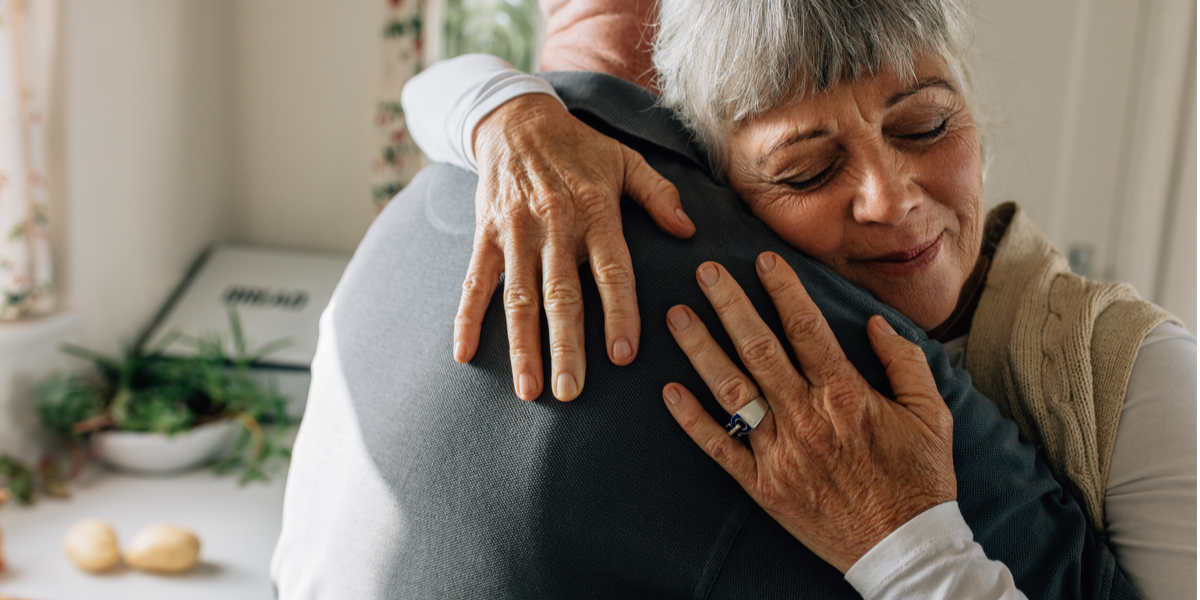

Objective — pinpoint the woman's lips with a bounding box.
[858,233,943,276]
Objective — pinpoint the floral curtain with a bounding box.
[371,0,424,210]
[0,0,55,321]
[372,0,541,210]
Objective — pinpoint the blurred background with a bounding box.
[0,0,1193,597]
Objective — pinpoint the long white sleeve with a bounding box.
[1103,322,1196,599]
[400,54,564,172]
[851,322,1197,599]
[845,502,1028,600]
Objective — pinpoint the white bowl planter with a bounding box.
[92,420,241,475]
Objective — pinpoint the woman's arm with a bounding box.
[1105,322,1197,599]
[663,253,1026,598]
[402,56,695,401]
[845,503,1026,599]
[401,54,564,171]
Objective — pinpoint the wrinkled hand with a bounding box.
[456,93,695,401]
[662,253,956,573]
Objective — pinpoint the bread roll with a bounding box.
[63,519,121,573]
[124,524,200,574]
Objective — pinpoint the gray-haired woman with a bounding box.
[400,0,1195,597]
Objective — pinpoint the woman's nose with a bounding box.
[852,159,923,226]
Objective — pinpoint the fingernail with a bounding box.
[453,341,465,361]
[675,207,694,227]
[875,317,897,336]
[556,373,579,399]
[697,264,719,287]
[757,252,776,273]
[664,386,680,405]
[613,338,633,361]
[518,373,537,399]
[668,307,691,331]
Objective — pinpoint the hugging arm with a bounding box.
[403,55,694,401]
[664,254,1025,599]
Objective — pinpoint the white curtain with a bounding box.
[0,0,55,321]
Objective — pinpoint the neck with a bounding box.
[538,0,658,93]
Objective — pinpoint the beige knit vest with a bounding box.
[963,203,1181,537]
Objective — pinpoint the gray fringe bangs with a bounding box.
[653,0,975,175]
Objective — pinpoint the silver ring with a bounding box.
[725,396,770,438]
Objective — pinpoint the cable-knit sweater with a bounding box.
[964,203,1182,537]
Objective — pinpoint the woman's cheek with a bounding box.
[755,197,843,263]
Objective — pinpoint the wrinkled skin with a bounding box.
[457,94,692,401]
[662,255,955,572]
[447,0,964,574]
[724,55,985,330]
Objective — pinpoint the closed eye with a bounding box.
[784,159,841,192]
[897,118,949,142]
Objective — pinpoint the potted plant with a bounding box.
[34,310,293,483]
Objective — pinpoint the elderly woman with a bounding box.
[401,0,1195,597]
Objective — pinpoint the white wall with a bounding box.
[0,0,237,459]
[230,0,379,255]
[974,0,1196,331]
[65,0,234,353]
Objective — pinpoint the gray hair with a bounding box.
[653,0,977,175]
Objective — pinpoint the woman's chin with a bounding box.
[848,251,972,331]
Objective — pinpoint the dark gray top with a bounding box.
[271,71,1135,600]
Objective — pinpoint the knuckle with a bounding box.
[530,192,572,223]
[702,436,729,465]
[542,277,583,310]
[656,178,678,199]
[461,272,497,296]
[676,409,704,433]
[503,285,538,313]
[548,340,582,362]
[575,188,613,216]
[593,260,634,289]
[498,200,534,225]
[507,344,539,364]
[784,310,825,343]
[715,375,754,407]
[741,333,780,365]
[454,313,478,329]
[708,291,741,314]
[823,380,862,413]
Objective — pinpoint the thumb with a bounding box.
[867,316,951,431]
[620,144,695,239]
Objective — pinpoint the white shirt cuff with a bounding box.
[401,54,564,173]
[844,501,1027,600]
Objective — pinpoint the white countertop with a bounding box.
[0,466,287,600]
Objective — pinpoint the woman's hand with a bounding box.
[662,253,956,573]
[457,94,695,401]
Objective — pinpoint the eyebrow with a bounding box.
[757,128,831,166]
[885,77,957,108]
[756,78,958,166]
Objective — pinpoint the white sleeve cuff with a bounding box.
[844,501,1027,600]
[401,54,564,173]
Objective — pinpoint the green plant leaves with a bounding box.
[0,456,34,505]
[33,308,295,485]
[34,373,102,437]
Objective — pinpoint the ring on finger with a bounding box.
[725,396,770,438]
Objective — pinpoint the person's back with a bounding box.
[271,72,1133,599]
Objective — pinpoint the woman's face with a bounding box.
[725,56,985,330]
